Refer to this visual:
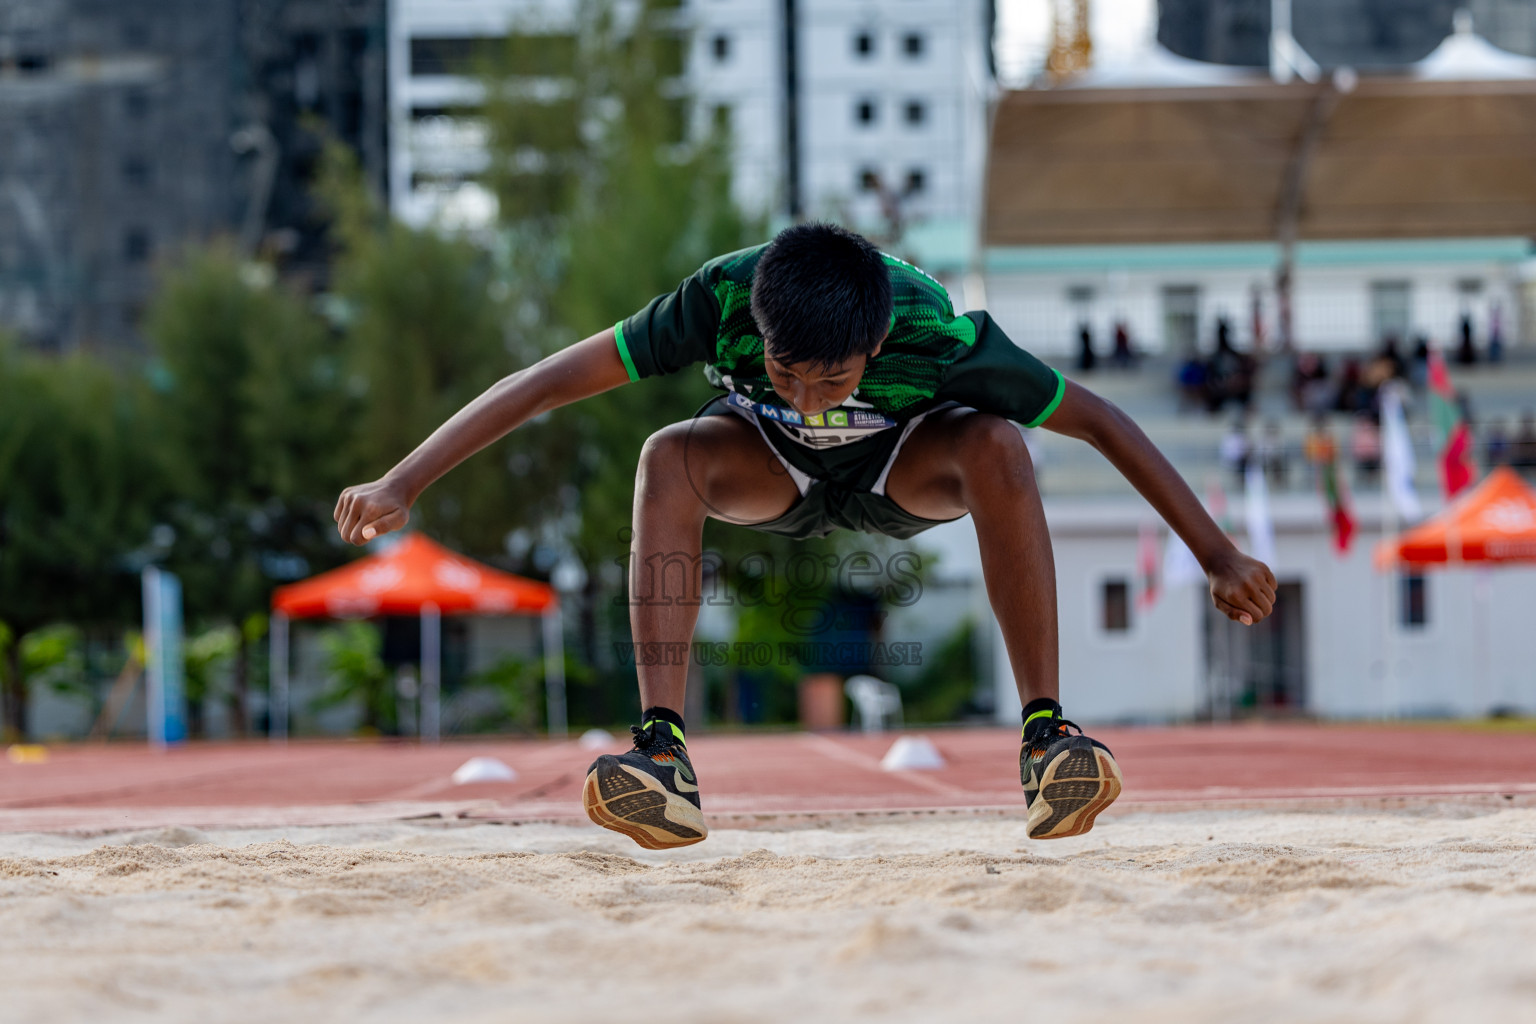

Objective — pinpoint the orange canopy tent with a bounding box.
[272,533,557,618]
[1375,467,1536,569]
[268,534,563,741]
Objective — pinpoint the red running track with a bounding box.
[4,724,1536,833]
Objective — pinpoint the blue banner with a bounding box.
[142,567,187,747]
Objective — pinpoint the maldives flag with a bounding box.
[1321,458,1355,554]
[1427,347,1476,498]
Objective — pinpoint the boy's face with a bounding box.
[763,336,884,417]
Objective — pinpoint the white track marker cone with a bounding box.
[451,756,518,784]
[880,736,947,771]
[577,728,615,750]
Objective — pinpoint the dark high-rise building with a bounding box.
[0,0,386,352]
[0,0,242,352]
[239,0,387,287]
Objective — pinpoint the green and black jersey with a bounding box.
[615,244,1065,483]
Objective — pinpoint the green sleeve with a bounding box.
[614,266,721,381]
[937,312,1065,428]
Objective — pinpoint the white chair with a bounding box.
[844,674,904,733]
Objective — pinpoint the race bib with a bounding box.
[726,392,898,449]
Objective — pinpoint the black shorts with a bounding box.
[695,395,967,541]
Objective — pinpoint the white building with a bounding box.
[387,0,994,271]
[980,26,1536,359]
[930,23,1536,728]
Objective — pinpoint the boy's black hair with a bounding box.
[750,222,893,368]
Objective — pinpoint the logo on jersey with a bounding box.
[726,392,897,449]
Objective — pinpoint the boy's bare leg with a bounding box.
[630,415,801,711]
[583,415,800,850]
[882,410,1059,706]
[885,409,1121,840]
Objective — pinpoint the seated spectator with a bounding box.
[1351,413,1383,486]
[1303,415,1337,487]
[1176,356,1207,413]
[1334,358,1365,414]
[1111,320,1136,368]
[1367,335,1404,386]
[1205,318,1255,414]
[1455,314,1478,366]
[1291,351,1329,412]
[1409,336,1430,391]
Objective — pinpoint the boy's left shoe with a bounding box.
[582,721,708,850]
[1020,714,1122,839]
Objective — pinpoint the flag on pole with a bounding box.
[1379,381,1422,522]
[1426,346,1476,499]
[1244,459,1277,567]
[1163,530,1204,588]
[1320,457,1355,553]
[1136,522,1161,609]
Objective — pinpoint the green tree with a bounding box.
[0,341,161,738]
[144,247,350,734]
[317,143,572,561]
[481,0,762,565]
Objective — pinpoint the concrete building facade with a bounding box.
[0,0,389,350]
[386,0,994,271]
[0,0,242,352]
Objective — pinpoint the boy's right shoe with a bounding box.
[582,720,708,850]
[1020,712,1122,840]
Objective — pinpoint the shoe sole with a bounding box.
[581,758,708,850]
[1026,739,1122,840]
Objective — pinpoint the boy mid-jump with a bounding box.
[335,224,1276,846]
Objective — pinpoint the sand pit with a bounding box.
[3,805,1535,1023]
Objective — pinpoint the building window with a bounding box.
[902,32,925,57]
[855,98,877,125]
[1162,285,1201,357]
[712,34,730,61]
[124,228,151,263]
[1102,579,1131,633]
[712,103,732,134]
[1370,280,1412,346]
[904,168,925,194]
[857,167,881,192]
[853,31,875,57]
[904,100,926,125]
[1400,574,1428,629]
[410,37,482,76]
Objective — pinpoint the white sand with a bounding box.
[3,804,1536,1023]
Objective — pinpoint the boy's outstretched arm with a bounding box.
[1042,379,1278,625]
[333,327,631,545]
